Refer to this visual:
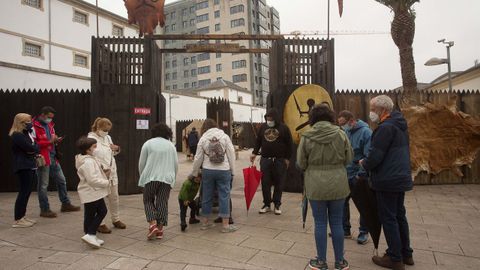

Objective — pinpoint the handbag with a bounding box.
[35,155,46,167]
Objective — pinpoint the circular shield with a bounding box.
[283,84,333,144]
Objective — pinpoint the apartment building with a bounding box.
[0,0,138,90]
[160,0,280,106]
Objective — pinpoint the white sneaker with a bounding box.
[95,236,104,245]
[12,218,34,228]
[274,206,282,215]
[259,205,271,214]
[24,217,37,224]
[81,234,101,248]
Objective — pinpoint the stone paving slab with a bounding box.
[0,150,479,269]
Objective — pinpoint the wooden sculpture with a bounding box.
[124,0,166,36]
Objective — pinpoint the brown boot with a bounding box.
[97,224,112,234]
[61,203,81,212]
[113,221,126,229]
[372,254,405,270]
[403,257,414,266]
[40,210,57,218]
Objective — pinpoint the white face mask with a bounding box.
[267,121,275,128]
[369,111,380,123]
[98,130,108,137]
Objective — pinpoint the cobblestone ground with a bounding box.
[0,150,479,270]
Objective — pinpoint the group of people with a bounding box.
[10,107,126,248]
[10,94,413,270]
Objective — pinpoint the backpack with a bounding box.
[205,136,226,163]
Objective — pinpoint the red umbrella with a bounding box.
[243,166,263,214]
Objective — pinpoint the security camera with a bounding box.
[437,39,445,43]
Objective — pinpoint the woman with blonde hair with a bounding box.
[88,117,125,233]
[9,113,39,228]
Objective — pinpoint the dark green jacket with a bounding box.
[297,121,353,201]
[178,179,200,201]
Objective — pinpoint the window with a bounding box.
[238,96,243,103]
[192,81,197,87]
[112,25,123,36]
[170,11,176,20]
[173,84,177,90]
[23,41,43,58]
[199,79,211,87]
[197,53,210,61]
[230,5,244,14]
[184,83,190,88]
[216,64,222,72]
[197,26,209,34]
[166,86,171,90]
[184,70,189,78]
[182,21,188,28]
[231,18,245,28]
[232,60,247,69]
[172,72,177,80]
[214,10,220,18]
[73,9,88,25]
[215,24,220,31]
[182,8,188,16]
[172,60,177,68]
[190,6,195,13]
[196,1,208,10]
[198,66,211,74]
[190,19,196,26]
[164,25,169,33]
[214,0,220,5]
[73,53,88,68]
[191,69,197,76]
[22,0,42,9]
[254,63,258,70]
[196,13,209,23]
[191,56,197,64]
[165,73,170,81]
[165,61,170,68]
[217,77,223,81]
[171,24,176,31]
[233,74,247,82]
[216,52,221,58]
[183,57,189,66]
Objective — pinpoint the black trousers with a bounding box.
[260,157,287,207]
[14,170,36,220]
[179,199,197,225]
[84,198,107,235]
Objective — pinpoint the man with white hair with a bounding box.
[360,95,414,270]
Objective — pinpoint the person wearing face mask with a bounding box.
[250,108,293,215]
[359,95,414,270]
[88,118,125,234]
[337,110,372,244]
[33,106,80,218]
[75,136,111,248]
[9,113,39,228]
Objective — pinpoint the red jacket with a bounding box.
[33,117,57,166]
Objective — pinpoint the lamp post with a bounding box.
[425,39,454,92]
[250,107,258,123]
[168,93,180,129]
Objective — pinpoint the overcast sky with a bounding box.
[87,0,480,90]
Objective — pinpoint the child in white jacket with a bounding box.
[75,136,111,248]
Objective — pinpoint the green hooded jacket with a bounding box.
[297,121,353,201]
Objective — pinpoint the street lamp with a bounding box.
[425,39,454,92]
[168,93,180,129]
[250,107,258,123]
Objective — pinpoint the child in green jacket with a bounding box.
[178,175,201,231]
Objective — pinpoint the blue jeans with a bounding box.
[310,199,345,263]
[37,163,70,211]
[376,191,413,262]
[201,169,231,218]
[343,195,369,234]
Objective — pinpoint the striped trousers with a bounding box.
[143,181,171,226]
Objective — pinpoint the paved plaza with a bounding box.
[0,151,479,270]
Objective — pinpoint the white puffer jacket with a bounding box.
[75,154,111,204]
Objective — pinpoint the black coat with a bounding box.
[11,131,39,173]
[362,111,413,192]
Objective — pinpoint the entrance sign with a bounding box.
[134,108,151,115]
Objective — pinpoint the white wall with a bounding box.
[0,66,90,90]
[196,87,253,105]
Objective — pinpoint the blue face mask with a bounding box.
[25,123,33,131]
[342,124,350,131]
[42,118,52,124]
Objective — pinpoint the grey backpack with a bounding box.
[205,136,226,163]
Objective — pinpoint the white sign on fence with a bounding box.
[136,119,149,130]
